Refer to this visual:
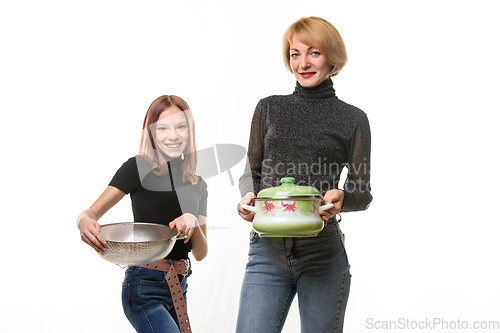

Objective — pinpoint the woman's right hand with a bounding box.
[78,216,107,253]
[77,187,125,254]
[237,192,256,222]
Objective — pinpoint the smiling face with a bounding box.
[289,35,332,88]
[155,105,189,159]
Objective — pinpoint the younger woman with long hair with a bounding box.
[77,95,208,332]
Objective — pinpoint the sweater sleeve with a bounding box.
[239,99,266,196]
[341,114,373,212]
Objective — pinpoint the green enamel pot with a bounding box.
[242,177,334,237]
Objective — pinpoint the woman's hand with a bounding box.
[78,215,107,253]
[169,213,199,243]
[77,186,125,253]
[237,192,257,222]
[320,189,344,225]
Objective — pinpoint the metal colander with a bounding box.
[97,222,183,266]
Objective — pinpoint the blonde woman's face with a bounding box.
[289,36,331,88]
[155,105,189,159]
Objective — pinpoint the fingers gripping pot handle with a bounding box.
[319,203,334,211]
[241,204,256,213]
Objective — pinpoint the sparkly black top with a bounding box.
[239,78,372,212]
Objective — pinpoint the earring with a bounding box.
[181,152,185,160]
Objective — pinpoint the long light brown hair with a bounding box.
[138,95,198,184]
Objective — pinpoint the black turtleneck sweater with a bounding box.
[239,78,372,212]
[109,155,208,259]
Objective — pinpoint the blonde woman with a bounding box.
[237,17,372,332]
[77,95,208,332]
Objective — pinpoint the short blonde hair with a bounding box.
[282,16,347,77]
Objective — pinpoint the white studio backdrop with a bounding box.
[1,0,499,332]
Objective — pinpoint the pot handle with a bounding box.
[241,204,257,213]
[319,203,334,211]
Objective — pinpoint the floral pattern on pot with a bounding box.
[296,201,316,217]
[258,200,317,217]
[259,200,277,216]
[281,201,297,216]
[297,200,316,216]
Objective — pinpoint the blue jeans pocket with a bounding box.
[249,230,259,245]
[137,270,173,310]
[334,223,351,273]
[121,283,131,319]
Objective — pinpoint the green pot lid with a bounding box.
[257,177,321,198]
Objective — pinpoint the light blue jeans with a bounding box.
[121,265,191,333]
[236,221,351,333]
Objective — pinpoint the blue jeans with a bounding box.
[122,265,191,333]
[236,221,351,333]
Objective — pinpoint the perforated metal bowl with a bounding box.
[97,222,183,266]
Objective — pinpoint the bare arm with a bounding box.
[77,186,126,252]
[190,215,207,261]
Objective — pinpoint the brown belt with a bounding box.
[137,259,191,332]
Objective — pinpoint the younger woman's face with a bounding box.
[155,105,189,159]
[289,36,332,88]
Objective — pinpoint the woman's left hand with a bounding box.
[320,189,344,225]
[169,213,199,243]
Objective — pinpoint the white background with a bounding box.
[1,0,499,332]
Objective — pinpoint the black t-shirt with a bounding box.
[109,155,208,259]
